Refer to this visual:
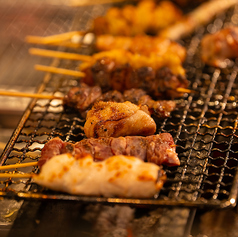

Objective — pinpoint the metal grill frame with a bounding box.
[1,3,238,209]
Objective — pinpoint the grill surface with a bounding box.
[1,2,238,209]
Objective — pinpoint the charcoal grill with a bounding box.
[1,1,238,209]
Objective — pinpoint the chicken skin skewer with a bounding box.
[34,153,167,198]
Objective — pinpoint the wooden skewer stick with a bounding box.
[25,31,84,44]
[0,162,38,170]
[0,91,64,100]
[29,48,92,62]
[0,173,33,178]
[176,88,195,94]
[35,64,85,77]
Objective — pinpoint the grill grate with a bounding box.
[1,3,238,209]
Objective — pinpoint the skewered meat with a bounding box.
[160,0,238,40]
[201,26,238,68]
[63,84,176,118]
[92,0,182,36]
[80,49,188,99]
[39,133,180,167]
[95,35,186,62]
[33,153,166,198]
[84,101,156,138]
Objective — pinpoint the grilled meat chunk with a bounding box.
[38,133,180,167]
[63,85,176,118]
[92,0,182,36]
[80,50,188,99]
[34,154,166,198]
[201,26,238,68]
[84,101,156,138]
[96,34,186,62]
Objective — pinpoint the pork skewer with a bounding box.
[39,134,180,167]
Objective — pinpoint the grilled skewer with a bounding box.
[64,84,177,118]
[0,154,166,198]
[27,34,187,62]
[39,134,180,167]
[0,83,179,120]
[30,48,188,99]
[34,153,167,198]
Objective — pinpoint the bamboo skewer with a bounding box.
[0,162,38,170]
[29,48,92,62]
[25,31,84,45]
[35,64,85,77]
[0,91,64,100]
[0,173,33,178]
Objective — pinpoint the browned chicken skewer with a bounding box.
[201,26,238,68]
[34,153,167,198]
[84,101,157,138]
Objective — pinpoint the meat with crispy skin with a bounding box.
[34,154,167,198]
[84,101,156,138]
[201,26,238,68]
[38,134,180,167]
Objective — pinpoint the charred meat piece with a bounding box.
[38,133,180,167]
[80,50,188,99]
[92,0,182,36]
[84,101,156,138]
[34,154,166,198]
[201,26,238,68]
[63,84,176,119]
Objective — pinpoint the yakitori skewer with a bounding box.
[29,48,189,99]
[25,0,238,46]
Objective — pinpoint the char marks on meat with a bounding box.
[84,101,157,138]
[63,85,176,119]
[82,60,188,99]
[38,134,180,167]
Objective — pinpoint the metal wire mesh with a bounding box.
[1,2,238,209]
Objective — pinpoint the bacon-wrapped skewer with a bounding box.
[34,153,167,198]
[201,26,238,68]
[38,134,180,167]
[63,83,176,118]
